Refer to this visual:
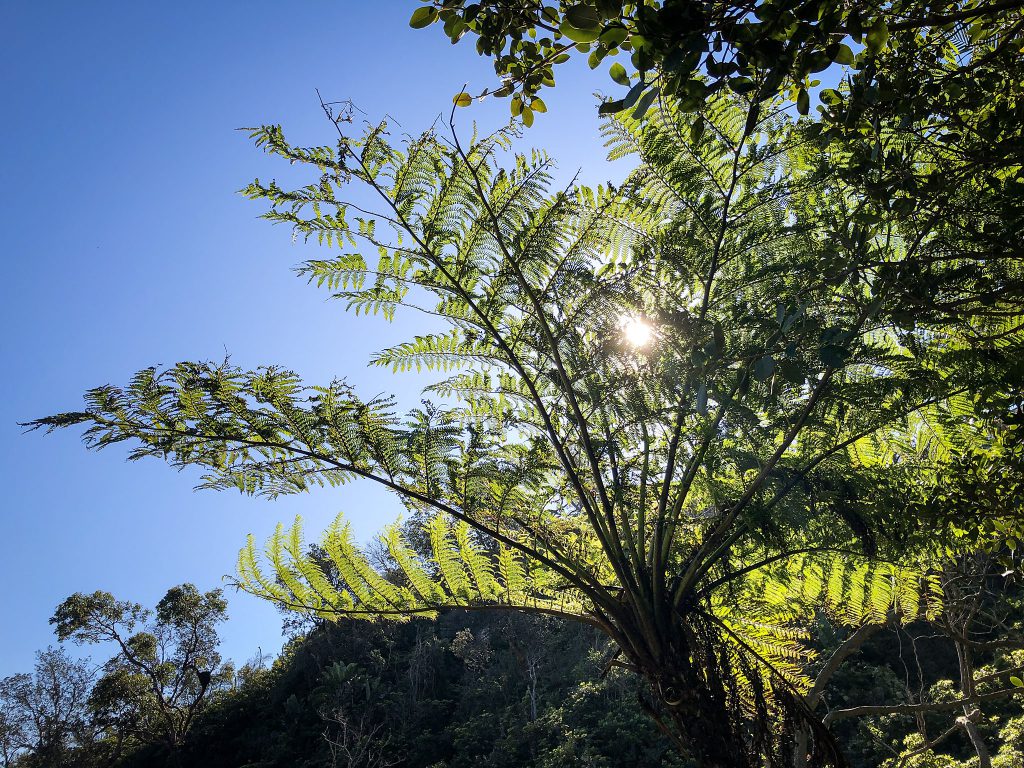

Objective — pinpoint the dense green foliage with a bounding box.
[158,614,685,768]
[2,600,688,768]
[5,572,1024,768]
[413,0,1024,130]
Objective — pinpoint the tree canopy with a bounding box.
[0,648,94,767]
[52,584,229,754]
[412,0,1024,131]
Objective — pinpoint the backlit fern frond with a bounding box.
[234,513,592,623]
[728,551,942,630]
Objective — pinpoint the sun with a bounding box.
[621,316,655,348]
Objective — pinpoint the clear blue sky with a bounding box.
[1,2,627,677]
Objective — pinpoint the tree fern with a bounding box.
[30,87,1024,767]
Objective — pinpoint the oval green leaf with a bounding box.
[848,10,863,40]
[832,43,855,65]
[631,86,659,119]
[753,355,776,382]
[690,116,705,143]
[819,345,848,368]
[797,88,809,115]
[565,4,601,30]
[609,62,629,86]
[600,25,628,48]
[728,77,756,95]
[866,19,889,53]
[409,6,439,29]
[696,382,708,415]
[559,20,600,43]
[598,97,626,114]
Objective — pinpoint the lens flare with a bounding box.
[622,316,654,348]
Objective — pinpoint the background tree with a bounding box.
[172,612,682,768]
[0,699,26,768]
[28,81,1024,767]
[317,658,400,768]
[50,585,229,754]
[0,647,95,767]
[796,556,1024,767]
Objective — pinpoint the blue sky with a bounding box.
[1,2,629,677]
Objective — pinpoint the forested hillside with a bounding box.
[5,577,1024,767]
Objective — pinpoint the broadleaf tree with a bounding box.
[51,584,230,753]
[412,0,1024,128]
[0,648,95,767]
[27,86,1023,766]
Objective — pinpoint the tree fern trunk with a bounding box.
[636,647,756,768]
[663,688,753,768]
